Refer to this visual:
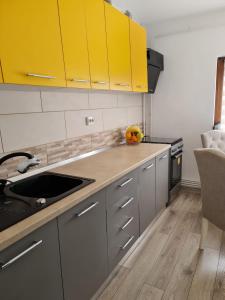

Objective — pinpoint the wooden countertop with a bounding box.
[0,143,170,251]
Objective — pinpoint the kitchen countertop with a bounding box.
[0,143,170,251]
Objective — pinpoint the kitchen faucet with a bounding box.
[0,152,40,193]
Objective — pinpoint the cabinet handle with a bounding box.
[144,163,154,171]
[70,79,90,83]
[136,85,142,88]
[76,202,99,217]
[120,197,134,209]
[160,154,168,161]
[121,217,134,230]
[115,83,129,87]
[0,240,43,271]
[92,81,107,85]
[174,152,182,159]
[118,178,133,188]
[27,73,56,79]
[121,236,135,250]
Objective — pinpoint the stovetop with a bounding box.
[142,136,183,146]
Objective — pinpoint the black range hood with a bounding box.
[147,48,164,94]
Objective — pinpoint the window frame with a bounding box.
[214,57,225,127]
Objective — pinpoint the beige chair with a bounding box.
[201,130,225,152]
[194,148,225,249]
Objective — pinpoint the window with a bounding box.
[214,57,225,129]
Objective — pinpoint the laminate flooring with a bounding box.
[96,189,225,300]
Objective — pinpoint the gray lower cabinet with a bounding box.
[139,158,156,234]
[156,151,169,214]
[0,220,63,300]
[58,190,108,300]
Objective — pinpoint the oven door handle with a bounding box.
[173,152,183,159]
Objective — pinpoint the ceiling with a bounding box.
[112,0,225,23]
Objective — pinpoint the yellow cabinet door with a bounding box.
[105,3,132,91]
[130,20,148,92]
[58,0,90,89]
[0,0,66,87]
[0,61,3,83]
[85,0,109,90]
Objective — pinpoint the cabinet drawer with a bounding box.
[107,190,138,237]
[106,170,138,208]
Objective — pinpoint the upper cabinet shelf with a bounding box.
[0,0,66,87]
[0,0,148,93]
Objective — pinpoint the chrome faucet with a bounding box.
[0,152,40,174]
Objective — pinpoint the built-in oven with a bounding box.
[142,136,183,205]
[170,147,183,191]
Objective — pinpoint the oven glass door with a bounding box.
[170,152,182,190]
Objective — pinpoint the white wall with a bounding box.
[145,13,225,184]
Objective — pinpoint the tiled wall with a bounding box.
[0,87,143,178]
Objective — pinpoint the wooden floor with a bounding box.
[96,189,225,300]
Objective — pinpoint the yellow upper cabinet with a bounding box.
[130,20,148,92]
[105,3,132,91]
[85,0,109,90]
[0,62,3,83]
[0,0,66,87]
[58,0,90,89]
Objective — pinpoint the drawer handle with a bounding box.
[121,217,134,230]
[174,153,182,159]
[70,79,90,83]
[0,240,43,271]
[160,154,168,160]
[120,197,134,209]
[27,73,56,79]
[118,178,133,188]
[144,163,154,171]
[121,236,135,250]
[76,202,99,217]
[115,83,129,87]
[92,81,107,85]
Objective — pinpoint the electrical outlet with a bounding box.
[85,116,95,126]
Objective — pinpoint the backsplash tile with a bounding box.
[102,108,128,131]
[117,93,142,107]
[0,90,42,114]
[0,125,145,179]
[65,110,103,138]
[89,91,117,109]
[0,112,66,152]
[127,106,143,124]
[41,90,89,112]
[65,135,92,158]
[0,87,143,179]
